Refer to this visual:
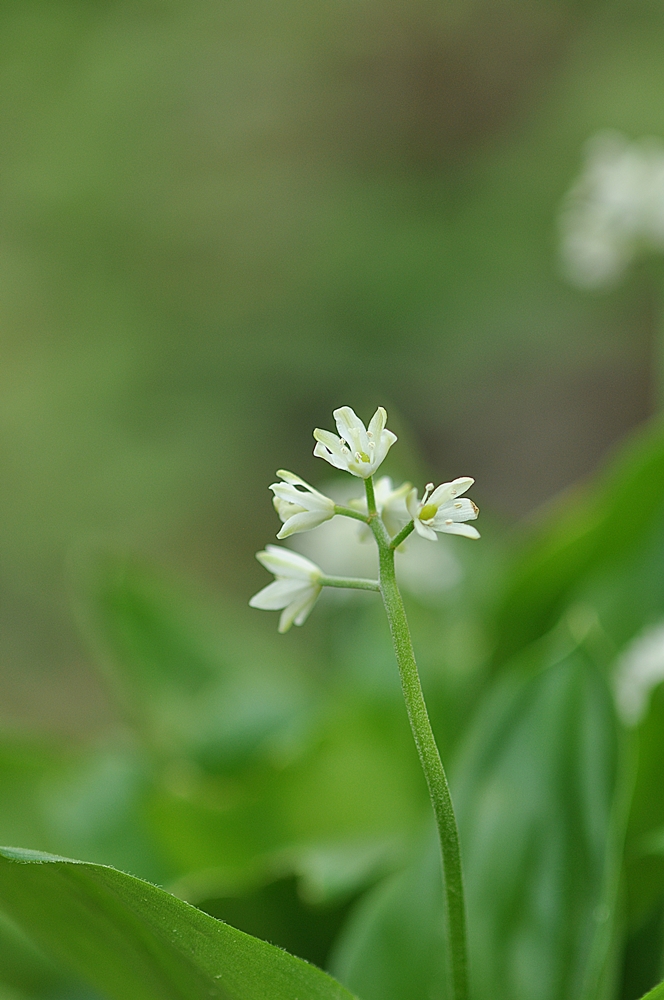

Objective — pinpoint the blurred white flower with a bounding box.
[270,470,335,539]
[249,546,323,633]
[560,130,664,288]
[407,479,479,541]
[350,476,411,541]
[613,622,664,726]
[313,406,397,479]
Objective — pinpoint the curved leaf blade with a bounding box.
[332,650,621,1000]
[0,847,357,1000]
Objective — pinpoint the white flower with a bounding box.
[249,545,323,632]
[560,130,664,288]
[270,470,335,538]
[349,476,411,541]
[313,406,397,479]
[406,479,479,541]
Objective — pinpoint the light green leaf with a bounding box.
[0,846,357,1000]
[332,648,621,1000]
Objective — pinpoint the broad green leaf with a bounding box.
[332,646,621,1000]
[0,846,357,1000]
[0,910,67,996]
[491,418,664,666]
[330,830,447,1000]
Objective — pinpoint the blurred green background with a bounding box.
[1,0,662,736]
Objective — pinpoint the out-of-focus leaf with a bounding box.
[330,829,447,1000]
[0,846,357,1000]
[148,695,425,889]
[198,873,357,971]
[492,419,664,666]
[76,552,231,700]
[331,644,621,1000]
[623,683,664,929]
[0,736,170,895]
[75,551,315,769]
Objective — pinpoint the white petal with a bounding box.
[370,428,397,471]
[313,431,349,471]
[273,495,304,523]
[278,586,321,632]
[333,406,366,445]
[367,406,388,438]
[275,469,313,487]
[437,522,480,539]
[348,458,374,479]
[373,476,394,505]
[256,545,322,580]
[293,588,322,626]
[275,470,334,505]
[406,488,420,520]
[277,509,333,538]
[429,478,474,506]
[249,578,310,610]
[271,483,333,513]
[433,498,478,524]
[313,427,346,456]
[413,518,438,541]
[349,460,374,480]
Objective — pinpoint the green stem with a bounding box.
[365,475,377,516]
[334,505,369,524]
[365,478,470,1000]
[319,575,380,592]
[390,520,415,550]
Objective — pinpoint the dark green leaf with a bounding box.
[0,846,357,1000]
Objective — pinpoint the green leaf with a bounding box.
[76,552,317,770]
[0,846,357,1000]
[331,647,621,1000]
[491,418,664,666]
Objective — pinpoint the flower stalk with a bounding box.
[250,405,478,998]
[366,476,470,1000]
[319,575,380,592]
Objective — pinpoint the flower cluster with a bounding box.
[250,406,480,630]
[560,130,664,288]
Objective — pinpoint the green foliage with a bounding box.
[5,416,664,997]
[491,418,664,666]
[0,847,357,1000]
[332,647,621,1000]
